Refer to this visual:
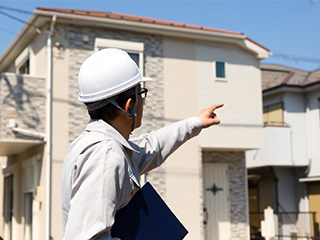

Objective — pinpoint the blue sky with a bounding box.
[0,0,319,71]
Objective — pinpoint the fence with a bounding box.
[250,211,320,240]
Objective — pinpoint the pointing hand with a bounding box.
[197,104,224,128]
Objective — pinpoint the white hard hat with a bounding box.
[78,48,152,103]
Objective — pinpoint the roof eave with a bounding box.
[0,12,52,73]
[263,81,320,97]
[0,9,270,72]
[243,37,271,60]
[36,9,270,59]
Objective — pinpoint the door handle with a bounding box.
[206,183,223,196]
[203,207,209,225]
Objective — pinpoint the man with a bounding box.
[61,48,223,239]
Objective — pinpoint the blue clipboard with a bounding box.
[111,182,188,240]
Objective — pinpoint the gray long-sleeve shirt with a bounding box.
[61,117,202,239]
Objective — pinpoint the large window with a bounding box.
[263,102,284,126]
[94,38,144,70]
[3,175,13,240]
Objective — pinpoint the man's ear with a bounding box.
[124,98,133,115]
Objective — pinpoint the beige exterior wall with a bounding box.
[162,37,256,239]
[30,30,48,77]
[195,42,263,150]
[160,37,263,152]
[163,38,203,239]
[51,24,71,240]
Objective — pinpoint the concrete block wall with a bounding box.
[203,150,249,240]
[0,74,46,139]
[65,25,166,195]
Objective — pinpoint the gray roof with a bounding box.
[261,63,320,91]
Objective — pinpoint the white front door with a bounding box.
[203,163,231,240]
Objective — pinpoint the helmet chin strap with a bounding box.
[107,86,138,132]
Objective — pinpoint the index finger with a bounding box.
[210,103,224,112]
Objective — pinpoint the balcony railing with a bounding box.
[246,125,294,167]
[263,121,288,127]
[250,211,320,240]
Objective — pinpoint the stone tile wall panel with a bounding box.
[0,74,46,140]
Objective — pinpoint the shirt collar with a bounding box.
[85,119,139,153]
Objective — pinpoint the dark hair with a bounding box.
[86,86,136,122]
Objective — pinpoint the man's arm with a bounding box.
[130,104,224,176]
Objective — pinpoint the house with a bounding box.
[0,7,270,240]
[246,63,320,239]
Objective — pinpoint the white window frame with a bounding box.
[94,38,144,74]
[214,61,227,82]
[15,47,30,74]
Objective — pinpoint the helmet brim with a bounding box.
[142,76,154,82]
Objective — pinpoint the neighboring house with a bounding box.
[246,63,320,239]
[0,7,270,240]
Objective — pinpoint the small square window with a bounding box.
[216,61,226,79]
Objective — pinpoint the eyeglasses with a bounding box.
[138,88,148,99]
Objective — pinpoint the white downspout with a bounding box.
[46,15,56,240]
[305,97,312,175]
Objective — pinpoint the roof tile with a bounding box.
[35,7,270,52]
[36,7,243,36]
[261,63,320,91]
